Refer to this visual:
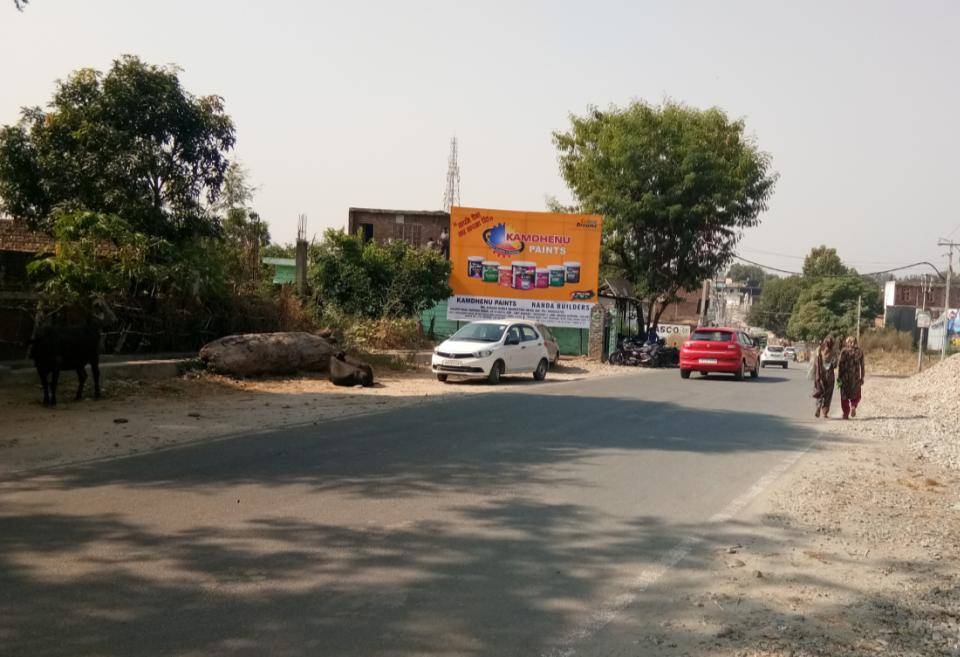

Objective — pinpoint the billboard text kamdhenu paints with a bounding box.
[447,207,603,329]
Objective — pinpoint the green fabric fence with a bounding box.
[419,300,589,356]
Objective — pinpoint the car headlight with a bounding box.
[474,349,493,358]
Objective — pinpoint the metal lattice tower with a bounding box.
[442,137,461,211]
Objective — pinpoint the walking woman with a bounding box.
[812,336,836,418]
[838,336,866,419]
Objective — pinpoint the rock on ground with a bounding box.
[199,332,336,376]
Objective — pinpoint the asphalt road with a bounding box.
[0,365,821,657]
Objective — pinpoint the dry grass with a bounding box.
[865,349,939,376]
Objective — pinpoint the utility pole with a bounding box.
[855,295,862,341]
[918,275,928,373]
[295,214,308,298]
[938,239,958,361]
[698,279,710,327]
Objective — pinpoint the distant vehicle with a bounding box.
[432,319,551,384]
[679,327,760,380]
[783,346,797,361]
[760,345,790,369]
[534,323,560,367]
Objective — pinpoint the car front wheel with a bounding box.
[487,360,504,385]
[437,374,448,382]
[680,369,691,379]
[533,358,548,381]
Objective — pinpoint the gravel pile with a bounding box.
[834,353,960,471]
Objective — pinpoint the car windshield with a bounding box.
[767,346,784,352]
[691,330,732,342]
[450,323,507,342]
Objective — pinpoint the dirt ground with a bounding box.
[0,357,641,476]
[653,357,960,657]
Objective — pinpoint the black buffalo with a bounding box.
[28,300,112,406]
[30,325,102,406]
[329,352,374,387]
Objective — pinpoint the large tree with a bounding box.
[554,101,777,330]
[747,275,803,336]
[727,263,769,288]
[787,275,881,340]
[802,245,849,278]
[0,55,235,238]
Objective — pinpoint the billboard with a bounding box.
[447,206,603,329]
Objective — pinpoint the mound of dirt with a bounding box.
[898,353,960,426]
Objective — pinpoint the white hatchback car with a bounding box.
[432,319,552,384]
[760,344,789,369]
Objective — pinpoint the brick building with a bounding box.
[0,216,53,291]
[0,216,52,360]
[347,207,450,247]
[884,279,960,314]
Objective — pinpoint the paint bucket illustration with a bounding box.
[535,268,549,289]
[511,261,535,290]
[548,265,565,287]
[564,261,581,284]
[467,256,483,279]
[498,265,512,287]
[482,260,499,283]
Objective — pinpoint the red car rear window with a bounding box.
[690,330,733,342]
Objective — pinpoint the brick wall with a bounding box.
[347,208,450,247]
[0,218,53,254]
[891,282,960,311]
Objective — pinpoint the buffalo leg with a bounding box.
[38,368,50,406]
[91,358,101,399]
[75,366,87,401]
[49,368,59,406]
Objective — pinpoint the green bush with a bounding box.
[310,229,451,319]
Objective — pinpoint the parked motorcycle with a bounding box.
[610,335,679,368]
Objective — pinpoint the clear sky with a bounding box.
[2,0,958,275]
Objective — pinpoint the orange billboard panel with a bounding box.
[447,206,603,328]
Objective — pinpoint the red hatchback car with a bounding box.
[680,328,760,380]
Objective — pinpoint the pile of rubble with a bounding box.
[839,353,960,471]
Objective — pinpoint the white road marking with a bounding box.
[542,437,819,657]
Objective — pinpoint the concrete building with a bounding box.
[347,208,450,248]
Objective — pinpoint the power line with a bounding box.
[739,246,938,267]
[732,255,946,280]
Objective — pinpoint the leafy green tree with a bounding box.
[262,243,296,259]
[214,161,270,290]
[310,229,451,319]
[0,55,235,238]
[747,275,803,335]
[727,263,768,288]
[27,209,230,312]
[802,246,849,278]
[554,100,777,330]
[786,275,880,340]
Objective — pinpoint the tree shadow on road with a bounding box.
[1,497,953,657]
[1,391,837,497]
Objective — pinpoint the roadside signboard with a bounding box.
[447,206,603,328]
[916,309,932,329]
[656,323,692,338]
